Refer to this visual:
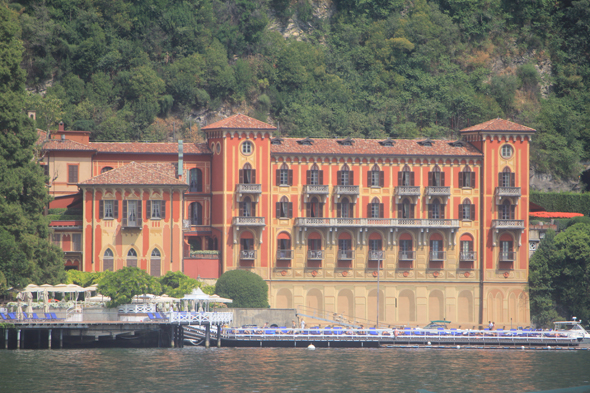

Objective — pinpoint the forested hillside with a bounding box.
[12,0,590,184]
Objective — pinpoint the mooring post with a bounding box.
[180,326,184,348]
[217,324,221,348]
[4,329,8,349]
[59,329,63,349]
[17,329,21,350]
[48,329,52,349]
[172,326,176,348]
[38,330,41,349]
[205,324,210,348]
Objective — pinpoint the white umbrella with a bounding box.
[25,292,33,314]
[209,294,233,304]
[17,302,23,320]
[85,294,111,302]
[43,290,50,314]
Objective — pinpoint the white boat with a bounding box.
[553,318,590,343]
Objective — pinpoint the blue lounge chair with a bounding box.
[0,313,7,321]
[155,312,166,319]
[45,313,53,320]
[324,328,333,335]
[29,313,40,321]
[333,327,343,335]
[369,328,379,336]
[264,329,276,334]
[8,313,17,320]
[50,312,63,320]
[147,313,157,320]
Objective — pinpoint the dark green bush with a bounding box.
[215,270,269,308]
[531,191,590,215]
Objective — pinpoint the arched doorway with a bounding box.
[398,289,415,322]
[276,288,293,309]
[337,289,354,321]
[428,290,444,321]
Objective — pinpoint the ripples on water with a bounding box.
[1,347,589,393]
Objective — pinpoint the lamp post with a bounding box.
[376,255,380,328]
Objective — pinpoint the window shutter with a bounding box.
[441,204,445,219]
[252,202,257,216]
[397,204,403,218]
[239,202,244,217]
[319,203,324,217]
[161,200,166,219]
[337,203,341,218]
[350,171,354,185]
[458,172,464,188]
[99,200,104,219]
[367,172,371,188]
[239,169,244,184]
[511,173,515,187]
[441,172,445,187]
[508,241,513,252]
[470,172,476,188]
[276,169,280,186]
[252,169,256,183]
[146,200,151,219]
[276,202,281,218]
[380,171,384,187]
[410,204,415,219]
[410,172,415,186]
[459,203,464,220]
[137,200,142,222]
[397,171,402,186]
[122,201,127,222]
[306,202,311,217]
[471,204,476,220]
[428,172,433,186]
[319,170,324,185]
[288,170,293,185]
[337,171,342,185]
[498,172,502,187]
[428,203,433,219]
[430,240,434,250]
[380,203,384,218]
[288,202,293,218]
[306,170,311,185]
[367,203,371,217]
[510,205,516,219]
[114,200,119,219]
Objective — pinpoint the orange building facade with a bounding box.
[43,115,534,327]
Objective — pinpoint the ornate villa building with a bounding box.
[41,114,534,327]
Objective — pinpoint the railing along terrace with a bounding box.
[304,185,329,194]
[495,187,521,197]
[492,219,525,229]
[334,185,359,195]
[399,251,415,261]
[499,251,516,261]
[459,251,477,261]
[233,217,266,226]
[338,250,355,260]
[169,311,233,325]
[426,186,451,196]
[368,250,384,260]
[307,250,324,260]
[277,249,293,259]
[240,250,257,260]
[429,251,446,261]
[395,186,421,196]
[235,184,262,193]
[294,218,459,228]
[119,304,156,314]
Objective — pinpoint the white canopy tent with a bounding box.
[181,288,232,312]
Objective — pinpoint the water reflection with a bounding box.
[0,347,589,392]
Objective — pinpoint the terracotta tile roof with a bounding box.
[460,118,536,133]
[271,138,482,156]
[43,138,96,152]
[79,162,188,186]
[36,129,47,145]
[201,114,276,130]
[89,142,211,154]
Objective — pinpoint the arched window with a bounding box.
[499,233,514,268]
[338,197,353,218]
[369,164,383,187]
[150,248,161,277]
[460,166,475,188]
[398,197,414,219]
[277,163,292,186]
[276,232,292,265]
[399,164,414,186]
[127,248,138,268]
[239,163,255,184]
[307,196,323,218]
[459,233,475,268]
[307,163,323,185]
[500,199,515,220]
[103,248,114,272]
[276,196,292,218]
[307,231,323,267]
[190,202,203,225]
[189,168,202,192]
[428,199,445,219]
[101,166,113,174]
[460,198,475,220]
[338,164,353,186]
[240,196,255,217]
[500,166,515,188]
[239,231,255,266]
[369,197,383,218]
[428,165,444,187]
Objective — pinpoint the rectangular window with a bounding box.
[72,233,82,251]
[369,239,382,251]
[280,170,289,185]
[310,170,318,185]
[340,171,349,186]
[370,171,382,187]
[400,240,412,252]
[461,204,472,220]
[68,165,78,183]
[308,239,321,251]
[127,201,138,225]
[152,201,161,219]
[104,200,113,219]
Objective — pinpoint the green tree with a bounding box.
[0,6,65,288]
[159,271,202,298]
[97,267,162,307]
[215,270,269,308]
[529,230,560,327]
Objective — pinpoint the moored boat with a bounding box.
[553,318,590,343]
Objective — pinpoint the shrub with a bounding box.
[215,270,269,308]
[98,267,161,307]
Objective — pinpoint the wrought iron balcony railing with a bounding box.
[398,251,415,261]
[334,185,359,196]
[459,251,477,261]
[232,217,266,226]
[240,250,257,260]
[294,217,460,229]
[307,250,324,260]
[429,251,446,261]
[368,250,384,260]
[499,251,515,261]
[276,249,293,259]
[235,184,262,194]
[304,185,329,194]
[425,186,451,197]
[395,186,421,196]
[495,187,521,198]
[337,250,355,260]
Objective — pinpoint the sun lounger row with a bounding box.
[0,312,63,321]
[147,312,168,320]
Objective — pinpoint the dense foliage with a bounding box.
[529,222,590,327]
[215,270,269,308]
[531,191,590,215]
[159,270,214,298]
[11,0,590,180]
[98,267,162,307]
[0,6,65,289]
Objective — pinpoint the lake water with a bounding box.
[1,347,589,392]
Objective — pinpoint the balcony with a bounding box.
[492,220,525,230]
[398,251,415,261]
[276,249,293,259]
[368,250,384,260]
[499,251,515,262]
[425,186,451,197]
[307,250,324,260]
[429,251,446,261]
[232,217,266,227]
[337,250,355,260]
[236,183,262,195]
[304,185,329,195]
[240,250,257,260]
[495,186,521,199]
[459,251,477,261]
[122,218,142,229]
[294,217,459,229]
[395,186,421,197]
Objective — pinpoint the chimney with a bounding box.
[59,121,65,131]
[178,140,184,178]
[27,111,36,120]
